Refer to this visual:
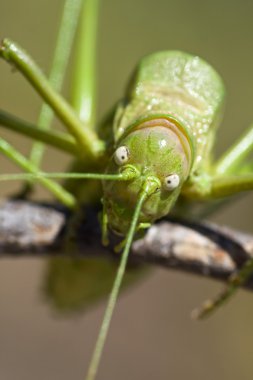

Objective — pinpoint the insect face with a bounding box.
[103,122,191,234]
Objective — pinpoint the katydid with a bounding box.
[1,2,253,380]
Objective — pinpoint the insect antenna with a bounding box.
[0,166,139,182]
[85,176,159,380]
[85,190,147,380]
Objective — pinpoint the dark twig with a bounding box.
[0,199,253,289]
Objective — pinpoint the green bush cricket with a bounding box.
[1,1,253,379]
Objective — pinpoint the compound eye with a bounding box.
[164,174,180,190]
[114,146,130,165]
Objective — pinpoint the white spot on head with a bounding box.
[159,139,167,148]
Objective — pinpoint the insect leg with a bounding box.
[0,110,79,156]
[214,123,253,175]
[183,158,253,317]
[183,173,253,318]
[30,0,83,169]
[192,258,253,319]
[71,0,100,129]
[114,223,151,253]
[184,172,253,200]
[0,137,76,208]
[184,121,253,198]
[0,39,104,159]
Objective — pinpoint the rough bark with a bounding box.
[0,199,253,289]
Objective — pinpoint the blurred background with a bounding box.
[0,0,253,379]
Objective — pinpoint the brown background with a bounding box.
[0,0,253,379]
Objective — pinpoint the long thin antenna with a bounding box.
[85,190,148,380]
[0,168,138,182]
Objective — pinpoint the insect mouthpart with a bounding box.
[141,175,161,197]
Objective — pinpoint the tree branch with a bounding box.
[0,199,253,289]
